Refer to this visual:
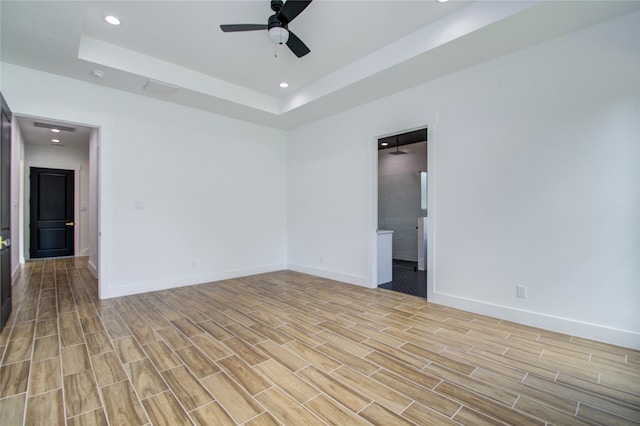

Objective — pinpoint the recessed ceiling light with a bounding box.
[381,142,389,146]
[105,15,120,25]
[279,82,289,88]
[50,128,60,133]
[438,0,449,2]
[91,69,105,79]
[51,139,60,143]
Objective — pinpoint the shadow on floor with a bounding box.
[378,259,427,298]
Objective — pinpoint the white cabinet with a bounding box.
[377,230,393,285]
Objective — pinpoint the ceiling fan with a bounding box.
[220,0,313,58]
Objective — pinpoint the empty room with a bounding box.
[1,1,639,425]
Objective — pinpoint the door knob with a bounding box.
[65,222,75,226]
[0,237,10,248]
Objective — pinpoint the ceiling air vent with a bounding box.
[34,122,76,132]
[143,79,179,96]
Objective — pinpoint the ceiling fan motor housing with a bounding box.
[268,14,289,44]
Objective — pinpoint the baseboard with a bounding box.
[432,292,640,350]
[100,263,287,299]
[287,263,372,288]
[87,260,98,279]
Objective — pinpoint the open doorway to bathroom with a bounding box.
[377,128,427,297]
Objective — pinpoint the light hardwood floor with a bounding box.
[1,258,638,425]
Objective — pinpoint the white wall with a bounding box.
[24,142,90,258]
[288,11,640,348]
[1,64,287,298]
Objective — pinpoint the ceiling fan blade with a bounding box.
[277,0,312,24]
[220,24,267,32]
[286,30,310,58]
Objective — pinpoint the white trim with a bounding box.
[287,263,371,288]
[100,263,287,299]
[432,292,640,350]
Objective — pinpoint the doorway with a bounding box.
[29,167,75,258]
[377,128,428,297]
[14,115,99,277]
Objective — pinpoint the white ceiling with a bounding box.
[2,1,640,130]
[16,117,92,150]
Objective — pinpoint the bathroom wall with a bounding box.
[378,141,427,261]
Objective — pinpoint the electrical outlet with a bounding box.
[517,285,527,299]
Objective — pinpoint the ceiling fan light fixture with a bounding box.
[268,26,289,44]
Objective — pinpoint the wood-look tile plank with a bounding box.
[24,388,65,426]
[0,360,30,397]
[0,393,26,425]
[471,367,579,414]
[304,394,370,426]
[191,401,237,426]
[113,335,146,363]
[371,368,459,417]
[359,402,415,426]
[175,344,220,379]
[124,357,168,399]
[35,319,58,338]
[255,386,325,425]
[243,412,281,426]
[162,365,213,411]
[63,370,102,417]
[85,331,113,355]
[29,357,62,396]
[435,381,544,426]
[60,326,85,347]
[80,316,105,334]
[143,340,183,371]
[61,344,91,376]
[316,342,379,375]
[3,337,33,363]
[257,339,309,372]
[298,365,370,412]
[190,333,233,361]
[10,320,35,340]
[515,396,592,426]
[157,326,193,351]
[425,363,519,407]
[91,351,128,387]
[101,380,148,425]
[142,391,192,426]
[524,374,640,422]
[453,405,509,426]
[197,319,235,340]
[217,354,270,395]
[402,401,462,426]
[202,372,264,424]
[67,408,108,426]
[255,359,319,403]
[332,365,412,414]
[32,335,59,361]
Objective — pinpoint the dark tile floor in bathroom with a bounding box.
[378,259,427,298]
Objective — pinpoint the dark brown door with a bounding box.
[30,167,75,258]
[0,93,12,332]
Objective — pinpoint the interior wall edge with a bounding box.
[100,262,287,300]
[432,292,640,350]
[287,263,371,288]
